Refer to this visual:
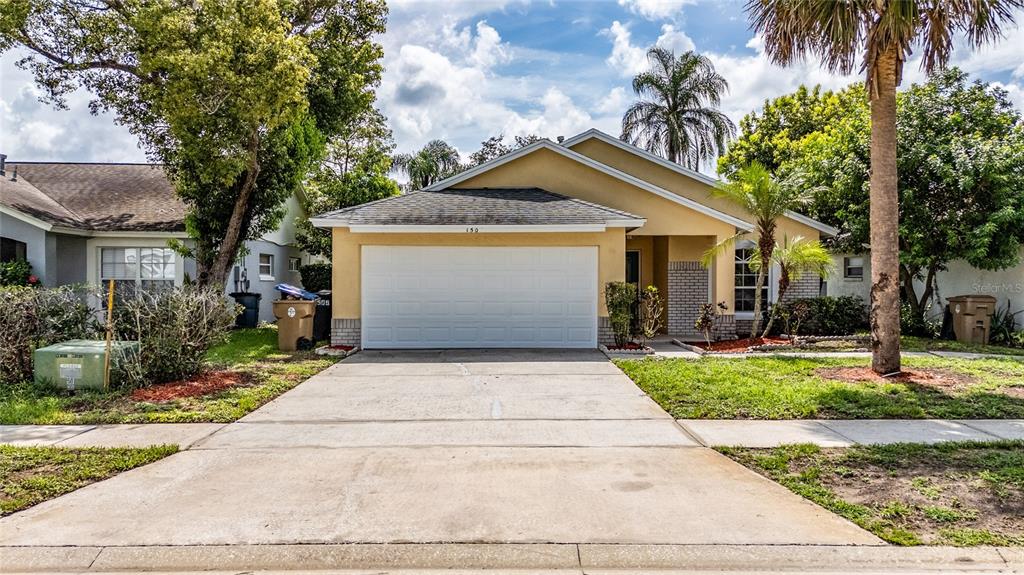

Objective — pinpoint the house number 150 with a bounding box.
[465,227,479,233]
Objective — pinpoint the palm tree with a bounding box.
[746,0,1022,374]
[749,236,832,337]
[701,162,811,337]
[391,140,462,191]
[622,47,736,170]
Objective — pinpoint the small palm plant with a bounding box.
[701,162,811,336]
[749,236,832,337]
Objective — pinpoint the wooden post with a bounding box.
[103,279,115,391]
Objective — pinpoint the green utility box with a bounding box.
[33,340,140,391]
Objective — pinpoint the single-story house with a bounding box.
[312,128,837,349]
[0,156,309,322]
[828,249,1024,320]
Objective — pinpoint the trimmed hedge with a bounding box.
[779,296,869,336]
[299,263,331,292]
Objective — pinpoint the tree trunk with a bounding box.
[868,47,902,374]
[203,136,262,288]
[750,230,775,337]
[750,267,766,337]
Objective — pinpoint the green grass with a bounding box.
[0,328,338,424]
[901,336,1024,356]
[720,441,1024,546]
[615,355,1024,419]
[1,444,178,515]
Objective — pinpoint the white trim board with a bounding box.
[561,129,839,237]
[421,138,755,232]
[344,224,637,234]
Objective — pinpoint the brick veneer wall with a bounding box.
[598,316,615,346]
[331,318,361,347]
[667,261,708,337]
[735,318,754,338]
[781,275,821,302]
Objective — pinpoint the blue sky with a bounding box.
[2,0,1022,169]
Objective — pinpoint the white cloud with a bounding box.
[595,86,630,116]
[602,21,696,77]
[617,0,694,21]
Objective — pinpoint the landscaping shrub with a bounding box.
[0,261,38,287]
[779,296,868,335]
[0,285,99,384]
[900,302,940,338]
[112,286,239,385]
[990,300,1022,347]
[636,285,664,346]
[299,263,331,292]
[605,281,637,347]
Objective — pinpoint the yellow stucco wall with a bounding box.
[331,227,626,319]
[569,138,823,243]
[452,148,737,238]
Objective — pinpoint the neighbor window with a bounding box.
[258,253,275,279]
[1,237,27,263]
[100,247,175,290]
[735,248,769,313]
[844,256,864,279]
[288,257,301,273]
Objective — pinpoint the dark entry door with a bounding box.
[625,251,641,331]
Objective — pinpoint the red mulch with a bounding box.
[130,370,251,402]
[693,337,791,353]
[815,367,978,391]
[329,345,355,351]
[606,342,647,351]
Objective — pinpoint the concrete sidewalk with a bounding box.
[4,418,1020,449]
[678,418,1024,447]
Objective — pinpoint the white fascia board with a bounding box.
[606,219,647,228]
[424,138,754,232]
[0,204,53,231]
[310,217,347,228]
[563,129,838,236]
[346,224,609,233]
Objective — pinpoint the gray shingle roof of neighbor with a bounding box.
[314,188,645,226]
[0,162,186,231]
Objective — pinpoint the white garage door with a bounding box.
[361,246,598,348]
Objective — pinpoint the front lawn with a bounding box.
[0,328,338,424]
[1,444,178,515]
[615,355,1024,419]
[901,336,1024,357]
[721,441,1024,546]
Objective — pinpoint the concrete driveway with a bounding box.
[0,349,878,547]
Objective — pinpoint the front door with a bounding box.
[625,250,641,331]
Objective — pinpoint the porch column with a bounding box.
[712,233,737,339]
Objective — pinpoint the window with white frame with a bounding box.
[735,247,769,313]
[258,253,275,280]
[100,247,175,290]
[844,256,864,279]
[288,257,301,273]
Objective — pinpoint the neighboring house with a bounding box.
[828,249,1024,320]
[0,157,308,322]
[311,128,837,349]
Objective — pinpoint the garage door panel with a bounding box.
[361,246,598,348]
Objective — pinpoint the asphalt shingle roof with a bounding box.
[1,163,185,231]
[314,188,643,226]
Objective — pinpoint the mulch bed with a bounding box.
[605,343,647,351]
[693,337,791,353]
[816,366,979,391]
[130,370,252,402]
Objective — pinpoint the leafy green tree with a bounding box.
[392,140,462,191]
[701,162,811,337]
[295,108,400,258]
[749,236,832,336]
[622,47,735,170]
[747,0,1022,374]
[792,69,1024,319]
[467,133,542,166]
[1,0,388,286]
[718,85,865,177]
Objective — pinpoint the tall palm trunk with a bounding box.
[868,47,902,374]
[750,267,767,337]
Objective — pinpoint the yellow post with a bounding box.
[103,279,115,391]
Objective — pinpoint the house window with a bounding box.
[1,237,27,263]
[735,247,769,313]
[100,247,175,290]
[258,253,275,280]
[288,257,301,273]
[844,256,864,279]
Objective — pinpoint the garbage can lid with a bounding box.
[274,283,318,300]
